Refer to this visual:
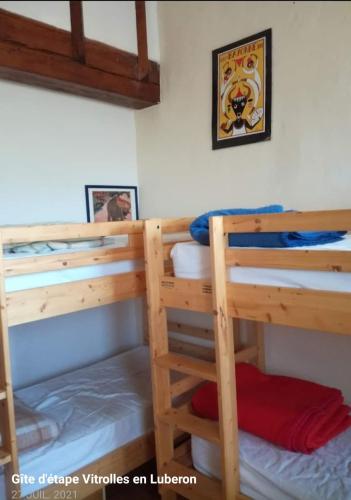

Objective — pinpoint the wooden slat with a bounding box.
[227,283,351,336]
[234,345,258,363]
[210,216,239,499]
[7,271,145,326]
[69,1,85,63]
[0,220,143,244]
[226,247,351,272]
[222,209,351,233]
[0,235,19,497]
[40,432,155,500]
[168,321,214,341]
[135,0,149,80]
[170,375,202,398]
[156,353,217,382]
[161,218,194,233]
[4,245,144,277]
[159,409,220,444]
[160,277,212,313]
[0,448,11,466]
[160,460,222,500]
[169,338,215,362]
[143,220,175,498]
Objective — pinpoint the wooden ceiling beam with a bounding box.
[135,0,149,80]
[0,5,159,108]
[69,1,85,63]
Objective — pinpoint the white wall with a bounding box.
[0,1,159,388]
[136,1,351,395]
[0,82,139,225]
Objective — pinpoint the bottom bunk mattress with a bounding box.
[192,428,351,500]
[0,345,153,497]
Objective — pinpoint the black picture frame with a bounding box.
[85,185,139,222]
[212,28,272,149]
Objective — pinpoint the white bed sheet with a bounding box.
[5,260,142,293]
[0,346,153,497]
[192,427,351,500]
[171,236,351,292]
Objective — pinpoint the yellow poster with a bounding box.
[212,29,271,149]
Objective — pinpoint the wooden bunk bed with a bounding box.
[144,209,351,500]
[0,220,152,499]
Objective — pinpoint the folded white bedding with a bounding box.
[192,426,351,500]
[4,238,142,292]
[5,237,106,255]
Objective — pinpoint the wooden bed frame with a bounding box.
[144,209,351,500]
[0,221,152,499]
[0,219,196,499]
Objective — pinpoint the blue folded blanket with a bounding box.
[189,205,346,248]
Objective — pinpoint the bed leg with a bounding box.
[255,322,265,371]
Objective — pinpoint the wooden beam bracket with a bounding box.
[0,2,159,108]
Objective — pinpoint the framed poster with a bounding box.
[212,28,272,149]
[85,185,139,222]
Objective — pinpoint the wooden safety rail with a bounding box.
[0,218,195,499]
[144,210,351,500]
[0,220,147,499]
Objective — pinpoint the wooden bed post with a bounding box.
[210,216,239,499]
[0,235,20,499]
[255,322,265,371]
[143,220,176,500]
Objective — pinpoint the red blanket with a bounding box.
[191,363,351,453]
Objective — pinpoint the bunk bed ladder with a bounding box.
[0,237,20,498]
[144,219,241,500]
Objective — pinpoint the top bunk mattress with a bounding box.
[171,236,351,293]
[0,345,153,497]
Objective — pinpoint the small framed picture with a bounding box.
[85,185,139,222]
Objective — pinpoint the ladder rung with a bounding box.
[0,389,6,401]
[159,408,220,444]
[0,448,11,466]
[171,375,202,398]
[156,353,217,382]
[235,345,258,363]
[160,459,222,500]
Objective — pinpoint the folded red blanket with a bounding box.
[192,363,351,453]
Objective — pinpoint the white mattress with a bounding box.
[5,244,142,292]
[0,346,153,497]
[192,427,351,500]
[171,236,351,292]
